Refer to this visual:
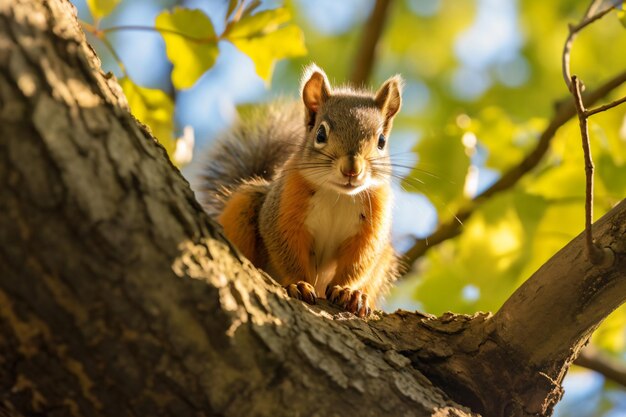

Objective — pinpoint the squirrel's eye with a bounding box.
[316,125,327,145]
[377,133,386,150]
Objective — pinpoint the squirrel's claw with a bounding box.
[286,281,317,305]
[325,285,371,318]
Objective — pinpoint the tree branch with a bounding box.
[419,199,625,416]
[586,94,626,116]
[575,345,626,388]
[362,199,626,416]
[2,3,626,417]
[563,1,624,265]
[571,75,605,264]
[348,0,393,86]
[401,69,626,268]
[562,1,614,90]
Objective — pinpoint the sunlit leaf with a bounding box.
[155,8,219,89]
[225,8,307,82]
[404,125,471,215]
[410,192,530,315]
[596,153,626,199]
[120,78,175,156]
[526,162,586,200]
[472,107,544,171]
[86,0,120,20]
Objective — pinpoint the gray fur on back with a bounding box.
[199,101,304,217]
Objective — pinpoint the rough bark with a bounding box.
[0,2,625,417]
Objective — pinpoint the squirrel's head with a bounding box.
[299,64,403,196]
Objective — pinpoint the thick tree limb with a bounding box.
[402,69,626,267]
[385,199,626,416]
[1,2,626,417]
[349,0,393,86]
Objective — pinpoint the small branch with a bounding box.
[575,345,626,388]
[582,0,603,19]
[98,36,130,79]
[571,75,604,264]
[349,0,393,86]
[586,95,626,116]
[401,69,626,269]
[562,1,615,265]
[223,0,250,35]
[562,2,615,89]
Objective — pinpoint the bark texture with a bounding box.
[0,2,625,417]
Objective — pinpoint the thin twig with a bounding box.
[89,31,166,113]
[99,36,130,79]
[349,0,393,86]
[401,69,626,269]
[571,76,604,264]
[562,0,617,264]
[586,95,626,116]
[583,0,603,19]
[562,3,615,90]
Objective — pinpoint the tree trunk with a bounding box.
[1,2,625,417]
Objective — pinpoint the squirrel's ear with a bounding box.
[375,75,403,122]
[302,64,331,129]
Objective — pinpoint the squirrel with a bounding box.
[201,64,402,317]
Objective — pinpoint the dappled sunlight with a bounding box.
[172,238,285,335]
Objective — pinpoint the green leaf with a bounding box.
[409,192,527,314]
[155,8,219,89]
[225,8,307,82]
[597,153,626,199]
[472,107,543,171]
[86,0,120,20]
[403,125,471,216]
[120,78,175,155]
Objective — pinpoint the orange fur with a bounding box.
[272,171,314,285]
[219,190,265,268]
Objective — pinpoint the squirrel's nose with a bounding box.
[342,168,361,178]
[341,156,363,178]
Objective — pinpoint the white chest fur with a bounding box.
[304,189,363,295]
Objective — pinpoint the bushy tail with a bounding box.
[199,101,303,217]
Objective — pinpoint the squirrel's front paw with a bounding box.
[285,281,317,305]
[325,285,371,318]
